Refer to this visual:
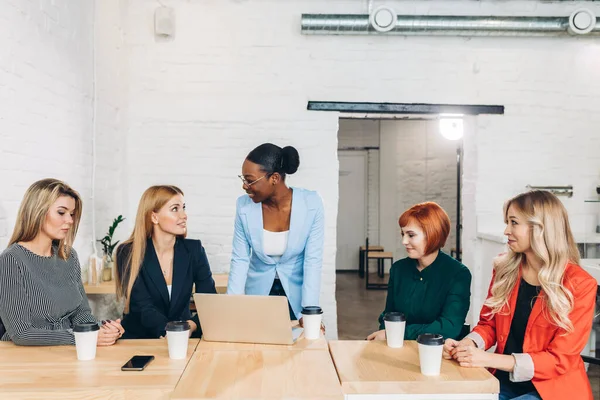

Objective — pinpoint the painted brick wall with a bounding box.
[3,0,600,337]
[338,119,457,263]
[338,119,380,248]
[386,120,459,260]
[367,149,380,246]
[101,0,600,337]
[0,0,94,257]
[89,0,129,319]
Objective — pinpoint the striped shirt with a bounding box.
[0,243,96,345]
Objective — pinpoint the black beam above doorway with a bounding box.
[307,101,504,115]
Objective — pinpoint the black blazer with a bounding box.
[117,237,217,339]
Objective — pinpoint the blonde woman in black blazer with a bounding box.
[116,185,216,339]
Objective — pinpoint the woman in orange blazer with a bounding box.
[443,190,597,400]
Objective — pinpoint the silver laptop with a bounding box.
[193,293,303,345]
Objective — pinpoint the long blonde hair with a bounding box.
[9,178,82,260]
[484,190,580,332]
[115,185,184,313]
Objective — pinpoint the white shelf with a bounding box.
[477,232,600,244]
[477,232,507,244]
[573,233,600,244]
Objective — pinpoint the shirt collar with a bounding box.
[411,250,443,279]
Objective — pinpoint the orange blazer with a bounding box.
[473,262,597,400]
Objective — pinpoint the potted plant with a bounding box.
[99,215,125,282]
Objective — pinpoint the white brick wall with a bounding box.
[0,0,94,257]
[88,0,129,318]
[385,120,459,260]
[460,117,480,325]
[338,119,380,149]
[367,149,380,246]
[107,0,600,336]
[339,119,457,264]
[338,119,380,246]
[93,0,127,243]
[3,0,600,337]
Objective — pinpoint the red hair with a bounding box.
[398,202,451,255]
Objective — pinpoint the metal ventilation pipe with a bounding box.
[301,9,600,37]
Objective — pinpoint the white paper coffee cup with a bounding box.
[417,333,444,376]
[74,323,100,361]
[166,321,190,360]
[383,312,406,348]
[301,306,323,340]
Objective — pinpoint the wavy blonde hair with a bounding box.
[484,190,579,333]
[9,178,82,260]
[115,185,184,313]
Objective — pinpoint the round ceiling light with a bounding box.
[370,6,397,33]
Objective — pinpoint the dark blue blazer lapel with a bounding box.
[169,238,191,316]
[144,238,170,308]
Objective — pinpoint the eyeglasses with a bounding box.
[238,174,267,187]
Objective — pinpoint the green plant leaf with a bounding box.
[100,215,126,256]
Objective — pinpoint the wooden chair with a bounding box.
[364,238,392,290]
[582,355,600,365]
[359,238,384,278]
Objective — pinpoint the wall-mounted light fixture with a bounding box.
[439,114,464,141]
[155,6,175,38]
[526,185,574,197]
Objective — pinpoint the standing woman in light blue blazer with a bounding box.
[227,143,325,326]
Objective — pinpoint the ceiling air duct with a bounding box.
[301,8,599,37]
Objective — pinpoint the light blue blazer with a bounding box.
[227,187,324,319]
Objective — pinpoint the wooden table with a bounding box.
[365,252,392,290]
[84,273,229,295]
[171,346,343,399]
[196,330,329,352]
[0,339,199,400]
[329,340,499,400]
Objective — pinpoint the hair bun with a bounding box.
[280,146,300,175]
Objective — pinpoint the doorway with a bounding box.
[335,116,463,340]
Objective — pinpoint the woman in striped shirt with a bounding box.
[0,178,123,346]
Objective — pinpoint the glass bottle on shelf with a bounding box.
[102,255,113,282]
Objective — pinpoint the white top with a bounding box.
[167,285,172,299]
[263,230,289,263]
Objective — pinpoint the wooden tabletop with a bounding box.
[171,348,343,400]
[0,339,199,400]
[84,273,229,295]
[196,324,328,352]
[360,245,384,251]
[328,340,499,395]
[367,251,393,259]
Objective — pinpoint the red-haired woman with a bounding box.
[367,202,472,341]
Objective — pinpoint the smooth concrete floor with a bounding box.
[335,271,600,399]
